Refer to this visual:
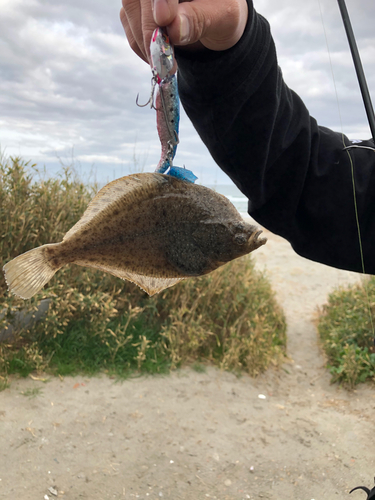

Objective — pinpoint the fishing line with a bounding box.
[317,0,375,339]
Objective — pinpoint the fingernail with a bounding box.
[152,0,169,25]
[152,0,161,13]
[179,14,190,43]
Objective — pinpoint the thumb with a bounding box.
[167,0,248,51]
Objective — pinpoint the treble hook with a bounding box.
[136,76,157,109]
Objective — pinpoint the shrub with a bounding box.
[317,279,375,387]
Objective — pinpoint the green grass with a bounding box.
[0,156,287,387]
[317,278,375,387]
[192,362,207,373]
[20,387,43,398]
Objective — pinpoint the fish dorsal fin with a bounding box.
[64,173,167,241]
[75,259,183,295]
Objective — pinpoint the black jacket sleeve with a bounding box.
[175,0,375,274]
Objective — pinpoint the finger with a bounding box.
[167,0,248,51]
[120,0,147,61]
[152,0,179,27]
[120,8,148,62]
[120,7,148,63]
[120,3,179,75]
[121,0,156,63]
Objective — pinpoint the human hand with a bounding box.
[120,0,248,65]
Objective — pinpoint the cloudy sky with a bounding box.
[0,0,374,186]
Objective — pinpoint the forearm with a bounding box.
[175,0,375,274]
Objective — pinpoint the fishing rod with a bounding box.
[336,0,375,142]
[336,0,375,347]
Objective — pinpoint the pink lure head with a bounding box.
[150,28,174,84]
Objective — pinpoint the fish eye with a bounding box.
[234,234,247,245]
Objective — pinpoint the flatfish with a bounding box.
[3,173,266,299]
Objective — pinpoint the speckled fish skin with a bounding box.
[45,174,263,277]
[3,173,266,298]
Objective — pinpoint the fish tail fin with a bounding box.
[3,244,62,299]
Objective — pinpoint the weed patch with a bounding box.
[20,387,43,398]
[317,279,375,387]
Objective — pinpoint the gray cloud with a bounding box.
[259,0,375,137]
[0,0,374,186]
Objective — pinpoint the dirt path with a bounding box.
[1,227,375,500]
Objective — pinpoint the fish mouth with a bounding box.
[248,228,267,250]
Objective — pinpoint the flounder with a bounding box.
[3,173,266,299]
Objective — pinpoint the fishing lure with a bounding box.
[154,67,180,174]
[150,27,174,84]
[138,27,197,183]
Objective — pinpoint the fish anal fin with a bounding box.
[64,173,168,241]
[74,260,183,295]
[123,272,184,296]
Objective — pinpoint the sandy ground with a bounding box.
[1,224,375,500]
